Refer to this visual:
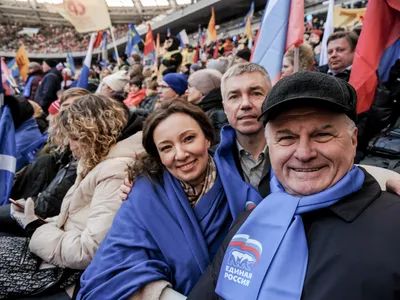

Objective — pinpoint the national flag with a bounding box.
[0,61,16,205]
[201,28,207,48]
[1,58,17,93]
[144,24,155,56]
[15,44,30,81]
[193,45,200,63]
[45,0,111,33]
[237,2,255,28]
[6,59,20,78]
[349,0,400,114]
[93,30,103,49]
[319,0,334,66]
[77,33,96,90]
[66,52,76,77]
[167,28,171,38]
[102,31,108,67]
[177,29,190,48]
[244,12,254,42]
[252,0,304,83]
[125,23,142,56]
[206,7,217,46]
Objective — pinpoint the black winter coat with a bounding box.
[198,88,228,145]
[188,170,400,300]
[34,67,62,113]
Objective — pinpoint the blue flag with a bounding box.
[237,2,254,28]
[66,52,76,77]
[125,23,141,56]
[0,61,16,205]
[6,59,20,78]
[77,33,96,90]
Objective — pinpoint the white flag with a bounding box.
[45,0,111,33]
[319,0,335,66]
[179,29,190,45]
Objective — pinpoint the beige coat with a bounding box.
[29,132,144,270]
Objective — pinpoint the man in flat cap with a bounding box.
[188,71,400,300]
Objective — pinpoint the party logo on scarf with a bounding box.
[223,234,263,287]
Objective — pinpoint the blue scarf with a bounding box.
[214,125,263,219]
[216,166,365,300]
[22,75,37,98]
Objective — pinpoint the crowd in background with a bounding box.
[0,23,129,53]
[1,0,400,298]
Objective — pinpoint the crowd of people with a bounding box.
[1,9,400,300]
[0,23,129,53]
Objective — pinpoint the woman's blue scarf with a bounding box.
[216,166,365,300]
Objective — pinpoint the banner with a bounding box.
[15,45,30,81]
[45,0,111,33]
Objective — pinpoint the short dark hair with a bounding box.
[131,53,141,63]
[129,79,142,89]
[127,99,214,182]
[327,31,359,52]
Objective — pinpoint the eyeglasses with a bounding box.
[158,85,170,89]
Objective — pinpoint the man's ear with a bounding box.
[352,127,358,148]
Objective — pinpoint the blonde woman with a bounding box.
[281,43,315,78]
[4,94,144,299]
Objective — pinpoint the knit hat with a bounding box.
[163,73,188,96]
[188,69,222,96]
[48,100,61,116]
[207,58,230,75]
[235,48,251,62]
[191,64,201,72]
[102,70,130,93]
[44,59,58,68]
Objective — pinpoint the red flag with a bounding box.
[349,0,400,114]
[285,0,304,51]
[93,30,103,49]
[193,45,200,63]
[144,24,155,56]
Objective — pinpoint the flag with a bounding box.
[167,28,171,38]
[244,13,254,42]
[144,24,155,56]
[238,2,255,28]
[77,33,96,90]
[201,28,207,48]
[0,60,16,205]
[93,30,103,49]
[45,0,111,33]
[102,31,108,67]
[1,58,15,94]
[319,0,334,66]
[125,23,142,56]
[66,52,76,77]
[6,59,20,78]
[177,29,190,48]
[334,7,367,28]
[349,0,400,114]
[193,45,200,63]
[206,7,217,46]
[252,0,304,82]
[15,45,30,81]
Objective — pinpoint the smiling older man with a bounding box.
[188,71,400,300]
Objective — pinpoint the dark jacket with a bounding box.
[135,93,159,119]
[198,88,228,145]
[162,37,183,75]
[317,64,351,82]
[34,67,62,114]
[188,169,400,300]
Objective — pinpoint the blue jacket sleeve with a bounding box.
[78,180,172,300]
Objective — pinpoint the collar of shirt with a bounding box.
[328,65,352,76]
[235,139,267,162]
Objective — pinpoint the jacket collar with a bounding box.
[328,167,381,222]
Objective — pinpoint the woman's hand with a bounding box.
[386,179,400,196]
[10,198,38,229]
[119,178,133,201]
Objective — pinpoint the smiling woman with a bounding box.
[78,99,262,299]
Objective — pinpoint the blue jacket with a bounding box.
[15,118,44,172]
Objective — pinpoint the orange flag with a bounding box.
[245,15,254,41]
[15,45,30,81]
[144,24,155,56]
[206,7,217,46]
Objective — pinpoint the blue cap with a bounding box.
[163,73,188,96]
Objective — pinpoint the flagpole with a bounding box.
[109,25,121,66]
[293,47,300,73]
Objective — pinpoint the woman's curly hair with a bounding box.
[51,94,128,175]
[284,43,315,72]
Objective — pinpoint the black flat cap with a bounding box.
[258,71,357,125]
